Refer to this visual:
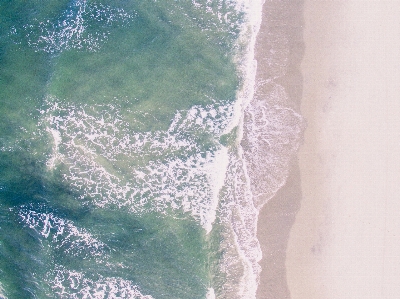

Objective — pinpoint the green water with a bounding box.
[0,0,245,298]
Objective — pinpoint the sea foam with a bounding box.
[11,0,134,53]
[210,0,305,298]
[40,97,235,232]
[0,283,6,299]
[48,265,153,299]
[16,204,110,258]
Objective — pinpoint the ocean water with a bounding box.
[0,0,303,298]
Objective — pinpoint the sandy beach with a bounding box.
[254,1,304,298]
[285,0,400,298]
[256,0,400,298]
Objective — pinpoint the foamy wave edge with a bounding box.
[48,265,154,299]
[0,282,7,299]
[215,0,305,298]
[210,0,264,297]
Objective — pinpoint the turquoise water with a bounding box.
[1,1,246,298]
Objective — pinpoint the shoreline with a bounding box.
[285,1,337,297]
[253,1,305,298]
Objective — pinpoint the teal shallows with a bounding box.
[0,151,209,298]
[47,0,239,131]
[0,44,50,151]
[0,0,244,298]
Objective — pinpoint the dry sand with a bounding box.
[285,0,400,299]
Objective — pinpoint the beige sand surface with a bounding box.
[255,1,304,298]
[286,0,400,298]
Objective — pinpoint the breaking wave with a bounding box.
[47,265,153,299]
[16,204,110,258]
[40,97,235,232]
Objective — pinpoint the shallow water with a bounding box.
[0,0,303,298]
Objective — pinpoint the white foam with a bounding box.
[17,205,109,258]
[40,99,235,232]
[212,0,265,297]
[206,287,216,299]
[17,0,134,53]
[48,266,154,299]
[216,151,261,298]
[243,102,304,207]
[207,0,305,298]
[47,128,62,169]
[203,146,229,234]
[0,283,6,299]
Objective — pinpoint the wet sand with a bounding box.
[254,1,304,298]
